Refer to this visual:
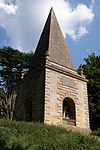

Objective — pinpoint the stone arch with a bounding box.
[61,91,78,105]
[61,90,76,126]
[24,100,32,121]
[62,97,76,120]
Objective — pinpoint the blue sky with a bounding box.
[0,0,100,68]
[67,0,100,67]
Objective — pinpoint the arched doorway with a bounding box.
[24,100,32,121]
[63,97,76,125]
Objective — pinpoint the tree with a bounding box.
[0,89,7,118]
[78,53,100,130]
[0,46,34,119]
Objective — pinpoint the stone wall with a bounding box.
[44,61,90,130]
[15,65,45,122]
[15,59,90,131]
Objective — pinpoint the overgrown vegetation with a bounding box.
[0,119,100,150]
[0,47,34,119]
[78,53,100,130]
[92,128,100,137]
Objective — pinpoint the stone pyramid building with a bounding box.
[15,8,90,131]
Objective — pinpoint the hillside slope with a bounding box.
[0,119,100,150]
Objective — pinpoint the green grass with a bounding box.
[92,128,100,137]
[0,119,100,150]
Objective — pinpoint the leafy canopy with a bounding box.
[78,53,100,130]
[0,46,34,94]
[0,47,34,118]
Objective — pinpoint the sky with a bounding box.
[0,0,100,68]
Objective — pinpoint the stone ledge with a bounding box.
[45,61,88,82]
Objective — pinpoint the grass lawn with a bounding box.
[0,119,100,150]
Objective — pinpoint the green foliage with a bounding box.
[0,90,7,118]
[92,128,100,137]
[78,53,100,130]
[0,46,34,94]
[0,47,34,119]
[0,119,100,150]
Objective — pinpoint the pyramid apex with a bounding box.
[48,7,55,19]
[50,7,54,11]
[50,6,53,10]
[31,7,75,70]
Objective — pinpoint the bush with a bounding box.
[0,119,100,150]
[92,128,100,137]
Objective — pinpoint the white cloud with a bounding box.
[0,0,95,51]
[0,0,17,14]
[91,0,95,4]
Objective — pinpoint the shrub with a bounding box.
[92,128,100,137]
[0,119,100,150]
